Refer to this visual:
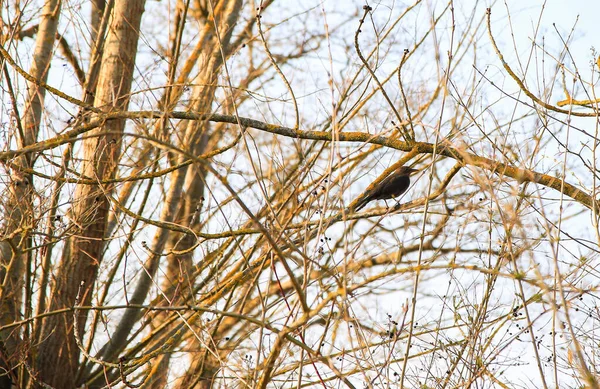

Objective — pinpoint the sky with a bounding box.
[2,1,600,387]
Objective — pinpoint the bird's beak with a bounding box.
[407,168,419,175]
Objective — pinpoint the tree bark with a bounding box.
[33,1,146,387]
[0,0,62,387]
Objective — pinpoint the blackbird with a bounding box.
[353,166,418,211]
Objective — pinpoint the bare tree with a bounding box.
[1,1,599,388]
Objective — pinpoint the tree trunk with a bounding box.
[0,0,62,387]
[33,1,146,387]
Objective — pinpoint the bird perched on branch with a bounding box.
[352,166,418,212]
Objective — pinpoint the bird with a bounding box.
[352,166,418,212]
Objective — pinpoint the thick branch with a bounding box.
[2,111,596,212]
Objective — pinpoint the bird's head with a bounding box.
[396,166,418,176]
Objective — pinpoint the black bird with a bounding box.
[353,166,418,212]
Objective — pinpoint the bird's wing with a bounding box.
[370,174,394,197]
[377,174,410,198]
[353,174,394,210]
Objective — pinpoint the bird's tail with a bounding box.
[352,196,370,212]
